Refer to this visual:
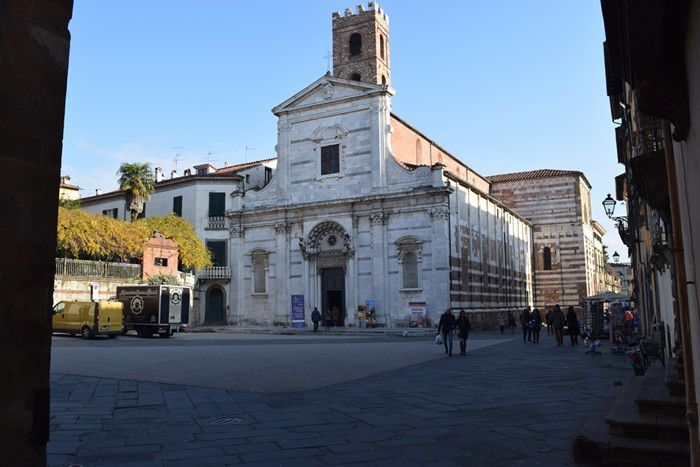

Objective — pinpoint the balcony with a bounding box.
[206,216,226,230]
[198,266,231,280]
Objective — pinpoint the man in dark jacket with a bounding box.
[519,307,531,343]
[437,309,457,356]
[551,305,565,346]
[311,307,321,333]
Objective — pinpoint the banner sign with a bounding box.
[291,294,305,328]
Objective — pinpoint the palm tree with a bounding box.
[117,162,155,221]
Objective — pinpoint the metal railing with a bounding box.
[198,266,231,280]
[55,258,142,279]
[207,216,226,230]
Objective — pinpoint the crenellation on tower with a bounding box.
[332,2,391,86]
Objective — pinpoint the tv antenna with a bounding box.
[245,145,256,162]
[205,152,219,165]
[170,146,184,171]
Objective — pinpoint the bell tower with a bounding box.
[332,3,390,86]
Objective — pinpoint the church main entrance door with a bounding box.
[321,267,345,326]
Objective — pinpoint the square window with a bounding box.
[320,144,340,175]
[154,257,168,267]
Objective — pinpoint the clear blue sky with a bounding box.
[62,0,627,259]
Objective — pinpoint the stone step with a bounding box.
[636,366,687,418]
[573,383,690,466]
[606,376,689,442]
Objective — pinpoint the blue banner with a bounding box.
[291,294,305,328]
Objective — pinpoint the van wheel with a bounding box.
[81,326,93,339]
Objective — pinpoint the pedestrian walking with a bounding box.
[519,307,531,343]
[566,306,579,346]
[437,308,457,356]
[497,312,507,334]
[331,307,341,327]
[456,310,471,356]
[322,308,332,331]
[545,309,553,335]
[508,311,516,335]
[551,304,565,346]
[530,308,542,344]
[311,307,321,333]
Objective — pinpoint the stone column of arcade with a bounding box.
[0,1,74,465]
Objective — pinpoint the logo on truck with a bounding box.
[130,296,144,315]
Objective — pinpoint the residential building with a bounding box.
[59,175,79,201]
[609,262,633,296]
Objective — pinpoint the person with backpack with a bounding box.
[311,307,321,333]
[497,312,507,334]
[322,309,332,331]
[456,310,472,356]
[437,308,457,356]
[551,304,565,346]
[530,308,542,344]
[507,311,516,334]
[519,307,531,343]
[545,309,553,335]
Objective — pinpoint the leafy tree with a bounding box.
[117,162,155,221]
[58,197,80,209]
[136,213,212,269]
[56,209,212,269]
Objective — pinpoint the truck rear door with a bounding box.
[97,301,123,333]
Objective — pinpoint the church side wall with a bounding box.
[448,179,534,330]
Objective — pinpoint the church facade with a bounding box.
[220,4,534,328]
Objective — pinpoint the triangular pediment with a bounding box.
[272,74,390,115]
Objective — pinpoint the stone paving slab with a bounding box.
[50,336,629,466]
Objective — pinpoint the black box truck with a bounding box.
[116,285,190,338]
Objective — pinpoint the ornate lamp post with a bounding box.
[613,251,620,263]
[602,193,628,229]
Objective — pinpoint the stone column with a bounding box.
[276,118,291,200]
[370,213,389,324]
[0,1,74,465]
[429,205,451,318]
[351,215,360,326]
[229,221,244,325]
[274,221,290,324]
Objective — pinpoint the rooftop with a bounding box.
[487,169,591,188]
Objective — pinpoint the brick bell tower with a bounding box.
[332,3,390,86]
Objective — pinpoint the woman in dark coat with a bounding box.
[530,308,542,344]
[456,310,472,356]
[566,306,579,345]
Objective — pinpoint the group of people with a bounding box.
[436,309,472,356]
[310,306,343,332]
[519,305,580,346]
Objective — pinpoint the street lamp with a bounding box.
[602,193,617,217]
[613,251,620,263]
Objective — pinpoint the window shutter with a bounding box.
[321,144,340,175]
[173,196,183,217]
[208,193,226,217]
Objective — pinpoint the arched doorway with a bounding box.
[205,286,225,325]
[302,221,354,327]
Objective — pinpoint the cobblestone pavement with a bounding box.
[49,333,629,466]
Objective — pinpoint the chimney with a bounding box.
[95,189,102,196]
[154,167,164,182]
[171,169,178,179]
[184,168,192,176]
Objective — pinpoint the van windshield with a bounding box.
[52,302,65,315]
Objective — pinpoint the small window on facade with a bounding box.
[173,196,183,217]
[154,257,168,267]
[252,252,268,294]
[402,252,419,289]
[350,73,361,81]
[543,247,552,270]
[208,192,226,217]
[381,75,387,85]
[349,33,362,56]
[102,208,118,219]
[264,167,272,183]
[320,144,340,175]
[206,240,227,267]
[380,34,385,60]
[245,174,250,184]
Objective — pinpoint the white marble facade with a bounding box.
[225,75,533,327]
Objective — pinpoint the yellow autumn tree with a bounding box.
[56,208,211,269]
